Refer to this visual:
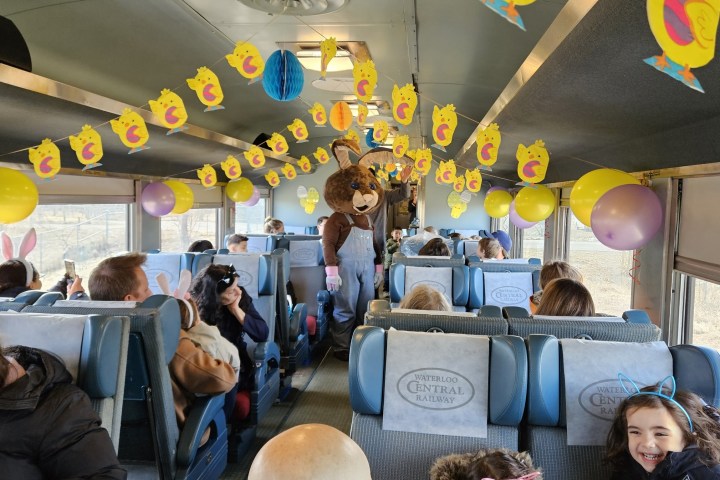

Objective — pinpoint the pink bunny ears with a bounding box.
[156,270,194,327]
[1,228,37,286]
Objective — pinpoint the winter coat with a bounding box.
[0,346,126,479]
[610,446,720,480]
[430,448,542,480]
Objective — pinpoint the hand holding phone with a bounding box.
[64,259,76,280]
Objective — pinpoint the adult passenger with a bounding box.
[398,284,452,312]
[227,234,248,253]
[187,239,214,253]
[189,264,269,422]
[368,166,411,264]
[418,238,451,256]
[263,217,285,234]
[89,253,236,429]
[0,343,127,479]
[477,238,505,260]
[535,278,595,317]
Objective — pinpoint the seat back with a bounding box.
[391,252,465,268]
[0,311,129,452]
[399,236,454,256]
[223,233,276,253]
[349,326,527,480]
[505,308,662,341]
[468,263,541,311]
[0,289,48,311]
[525,335,720,480]
[279,238,325,318]
[143,252,194,295]
[23,295,221,479]
[365,299,507,335]
[389,263,470,311]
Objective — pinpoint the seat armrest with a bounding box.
[176,394,226,467]
[254,341,281,387]
[290,303,308,341]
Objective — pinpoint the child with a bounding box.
[529,261,583,313]
[418,238,451,256]
[398,284,452,312]
[384,228,402,291]
[534,278,595,317]
[227,234,249,253]
[606,376,720,479]
[430,448,542,480]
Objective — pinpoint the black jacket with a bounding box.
[611,446,720,480]
[0,346,126,479]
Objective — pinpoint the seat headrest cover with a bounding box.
[349,326,385,414]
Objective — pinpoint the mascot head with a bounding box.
[324,139,385,215]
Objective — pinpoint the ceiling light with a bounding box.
[297,49,354,72]
[238,0,350,16]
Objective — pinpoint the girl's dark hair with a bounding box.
[468,450,538,480]
[188,240,214,253]
[419,238,450,256]
[606,385,720,468]
[0,259,39,292]
[189,264,230,325]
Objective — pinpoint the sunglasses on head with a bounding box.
[216,265,238,293]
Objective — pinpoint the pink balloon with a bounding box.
[141,182,175,217]
[241,187,261,207]
[590,184,663,250]
[487,186,506,194]
[509,200,537,229]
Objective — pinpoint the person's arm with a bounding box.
[322,215,343,267]
[384,183,411,206]
[238,293,269,342]
[170,333,237,395]
[39,385,127,480]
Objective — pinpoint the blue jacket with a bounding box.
[611,446,720,480]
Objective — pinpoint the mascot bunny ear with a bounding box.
[331,139,361,170]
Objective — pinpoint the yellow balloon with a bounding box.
[226,177,254,203]
[0,168,38,224]
[484,190,512,219]
[515,185,555,222]
[164,180,194,214]
[570,169,640,226]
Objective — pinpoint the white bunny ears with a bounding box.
[2,228,37,286]
[156,270,195,327]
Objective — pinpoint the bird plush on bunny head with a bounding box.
[322,139,385,361]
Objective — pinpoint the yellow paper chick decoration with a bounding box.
[265,169,280,188]
[392,134,409,158]
[221,155,242,180]
[345,128,360,144]
[28,138,61,180]
[297,155,312,173]
[406,149,417,160]
[197,164,217,188]
[313,147,330,164]
[432,104,458,151]
[281,163,297,180]
[186,66,225,111]
[435,167,444,185]
[288,118,309,143]
[372,120,389,143]
[110,108,150,154]
[377,169,390,182]
[414,148,433,176]
[226,41,265,81]
[410,170,420,182]
[453,175,466,193]
[438,159,457,184]
[149,89,188,134]
[392,83,418,126]
[319,37,337,79]
[465,168,483,193]
[353,60,378,102]
[476,123,501,170]
[69,125,103,170]
[301,188,320,214]
[244,146,266,169]
[269,132,289,155]
[356,103,369,126]
[450,202,468,219]
[308,102,327,127]
[517,140,550,184]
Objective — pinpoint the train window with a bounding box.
[1,204,129,281]
[160,208,219,252]
[567,211,632,315]
[688,277,720,350]
[235,198,267,234]
[522,222,545,262]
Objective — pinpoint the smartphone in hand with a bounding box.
[64,259,76,280]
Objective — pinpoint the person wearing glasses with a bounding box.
[189,264,269,424]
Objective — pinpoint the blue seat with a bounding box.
[211,252,282,422]
[222,233,277,253]
[0,289,50,311]
[525,335,720,480]
[24,295,227,479]
[305,226,319,235]
[504,308,662,341]
[143,252,194,295]
[0,311,129,452]
[389,262,470,312]
[467,262,542,312]
[365,299,507,335]
[349,326,527,480]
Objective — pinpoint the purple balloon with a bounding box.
[487,186,506,194]
[591,184,663,250]
[509,200,537,229]
[241,187,261,207]
[141,182,175,217]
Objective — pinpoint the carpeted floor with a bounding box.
[221,339,352,479]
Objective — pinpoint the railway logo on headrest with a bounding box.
[397,368,474,410]
[490,286,527,304]
[578,379,635,421]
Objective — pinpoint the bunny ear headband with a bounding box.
[481,473,541,480]
[618,373,694,432]
[2,228,37,286]
[156,270,194,326]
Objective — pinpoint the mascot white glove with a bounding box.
[325,266,342,291]
[373,264,384,289]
